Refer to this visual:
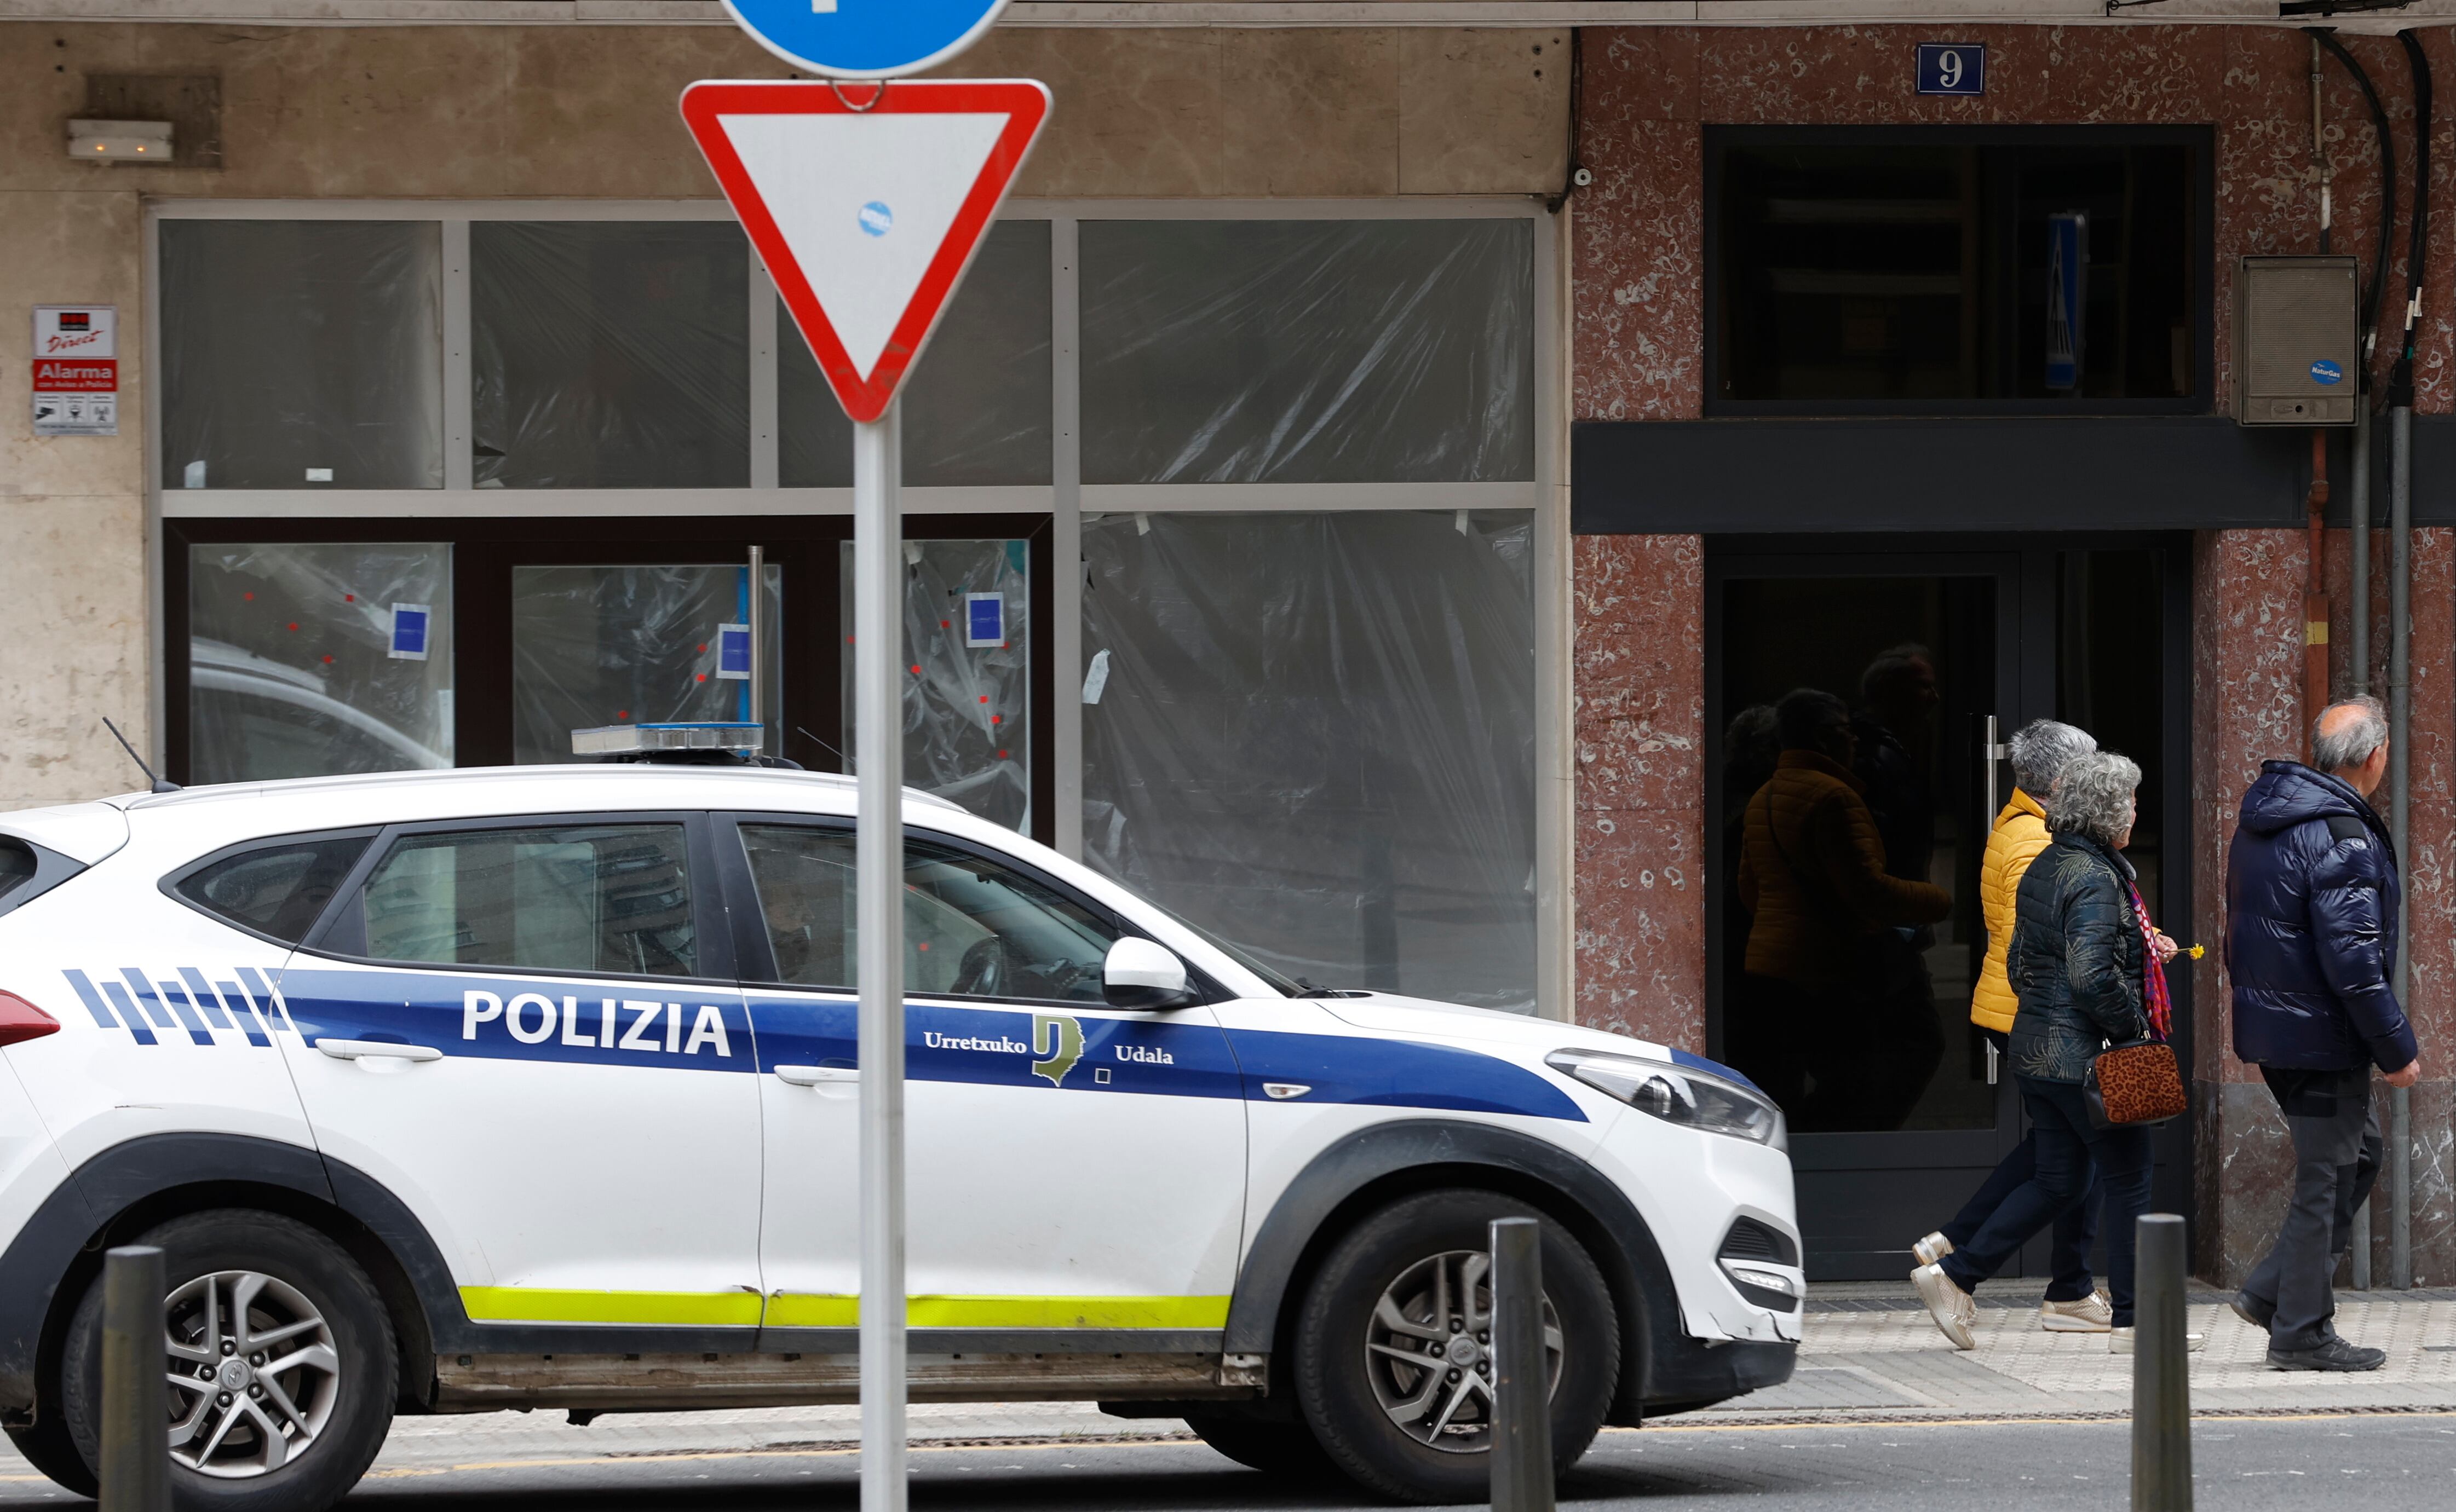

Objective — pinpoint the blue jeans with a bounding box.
[1939,1129,2103,1303]
[1939,1076,2155,1326]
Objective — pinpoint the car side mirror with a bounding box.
[1102,936,1198,1012]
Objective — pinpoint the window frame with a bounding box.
[160,826,382,948]
[1702,124,2217,418]
[143,194,1573,1025]
[296,810,739,988]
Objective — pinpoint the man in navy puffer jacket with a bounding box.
[2226,696,2422,1372]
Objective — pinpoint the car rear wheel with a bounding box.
[1293,1188,1618,1504]
[1182,1413,1339,1480]
[56,1209,396,1512]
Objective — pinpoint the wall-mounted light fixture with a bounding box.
[67,119,173,161]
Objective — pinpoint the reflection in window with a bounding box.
[1713,138,2198,404]
[1082,220,1534,483]
[187,543,453,783]
[510,564,782,765]
[1082,511,1535,1011]
[739,827,1117,1002]
[161,221,444,489]
[472,222,749,487]
[781,220,1052,487]
[363,824,697,977]
[838,540,1030,832]
[175,834,372,944]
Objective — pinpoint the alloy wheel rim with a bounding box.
[162,1270,341,1478]
[1362,1247,1562,1454]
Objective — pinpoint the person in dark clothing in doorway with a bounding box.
[2227,695,2422,1372]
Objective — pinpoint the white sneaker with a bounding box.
[1911,1231,1955,1267]
[2041,1290,2113,1333]
[1912,1262,1977,1350]
[2109,1327,2208,1353]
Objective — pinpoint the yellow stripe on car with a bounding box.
[459,1288,1228,1331]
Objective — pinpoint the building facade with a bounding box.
[3,4,2451,1287]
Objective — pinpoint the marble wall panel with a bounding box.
[950,26,1227,198]
[1217,29,1399,197]
[1574,806,1705,1051]
[0,189,143,502]
[1396,29,1569,195]
[0,494,149,812]
[1569,117,1702,422]
[2195,1078,2297,1286]
[2188,529,2308,1088]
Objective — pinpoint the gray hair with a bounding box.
[2008,719,2096,797]
[2313,695,2389,775]
[2046,751,2143,846]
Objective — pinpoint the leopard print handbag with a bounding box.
[2085,1040,2189,1128]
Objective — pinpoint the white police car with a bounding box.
[0,766,1799,1508]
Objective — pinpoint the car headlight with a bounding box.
[1545,1049,1787,1150]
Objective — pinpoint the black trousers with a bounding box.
[2242,1065,2384,1352]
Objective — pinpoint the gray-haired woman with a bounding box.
[1913,752,2171,1351]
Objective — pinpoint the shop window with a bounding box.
[1710,130,2207,411]
[472,222,749,488]
[839,540,1032,833]
[1081,511,1535,1012]
[781,220,1053,487]
[161,221,444,490]
[360,823,697,977]
[1080,220,1535,484]
[510,564,782,765]
[186,543,453,783]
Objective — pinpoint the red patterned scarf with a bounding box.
[2126,878,2172,1041]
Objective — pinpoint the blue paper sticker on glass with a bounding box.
[965,593,1004,649]
[717,623,752,680]
[389,604,430,662]
[2311,359,2345,386]
[720,0,1011,79]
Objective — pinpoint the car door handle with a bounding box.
[773,1064,858,1087]
[315,1038,443,1063]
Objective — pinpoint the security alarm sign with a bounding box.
[32,305,118,437]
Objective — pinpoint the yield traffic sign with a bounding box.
[678,79,1051,424]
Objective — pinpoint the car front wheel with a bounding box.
[1292,1187,1619,1504]
[57,1209,397,1512]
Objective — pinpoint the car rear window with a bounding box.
[0,840,34,905]
[176,834,373,944]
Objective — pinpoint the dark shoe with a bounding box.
[2268,1337,2386,1372]
[2230,1292,2275,1330]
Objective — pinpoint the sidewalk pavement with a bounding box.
[7,1284,2454,1485]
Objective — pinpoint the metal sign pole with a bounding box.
[854,400,907,1512]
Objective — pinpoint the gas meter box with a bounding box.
[2234,256,2360,426]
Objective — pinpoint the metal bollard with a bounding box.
[100,1245,168,1512]
[2131,1214,2192,1512]
[1488,1217,1553,1512]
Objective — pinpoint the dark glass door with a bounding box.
[1707,537,2190,1279]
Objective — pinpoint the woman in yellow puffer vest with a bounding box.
[1906,720,2117,1337]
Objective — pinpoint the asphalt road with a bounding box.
[11,1411,2455,1510]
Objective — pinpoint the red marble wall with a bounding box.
[1569,22,2456,1280]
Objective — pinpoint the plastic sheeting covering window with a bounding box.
[840,540,1030,832]
[472,222,749,489]
[511,564,782,765]
[187,543,453,783]
[162,221,444,490]
[781,221,1053,487]
[1080,221,1534,484]
[1081,511,1535,1011]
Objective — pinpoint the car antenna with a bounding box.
[101,717,180,793]
[795,725,851,771]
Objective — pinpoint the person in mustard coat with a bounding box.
[1907,719,2113,1332]
[1734,688,1951,1130]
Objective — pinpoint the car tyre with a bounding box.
[1293,1188,1618,1505]
[6,1415,101,1498]
[56,1209,397,1512]
[1182,1413,1339,1481]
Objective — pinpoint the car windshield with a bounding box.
[1130,893,1302,999]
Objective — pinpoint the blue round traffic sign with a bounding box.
[2310,359,2345,386]
[721,0,1011,80]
